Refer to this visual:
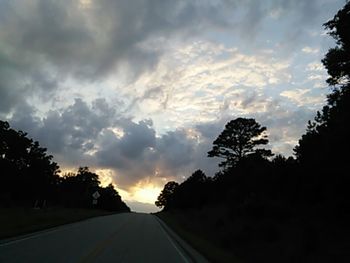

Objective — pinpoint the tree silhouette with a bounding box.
[208,118,272,169]
[76,166,100,187]
[184,169,207,184]
[295,2,350,171]
[98,183,130,212]
[60,167,100,208]
[322,2,350,87]
[156,4,350,262]
[155,181,179,209]
[173,169,209,209]
[0,120,60,206]
[59,167,130,211]
[1,120,130,212]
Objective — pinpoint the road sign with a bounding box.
[92,199,98,205]
[92,191,100,199]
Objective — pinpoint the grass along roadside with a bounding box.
[0,207,116,239]
[156,211,240,263]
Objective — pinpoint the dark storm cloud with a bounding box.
[118,119,156,159]
[41,98,115,151]
[6,90,318,190]
[157,130,195,168]
[96,119,156,168]
[94,121,158,187]
[6,98,206,188]
[94,123,201,188]
[9,103,41,134]
[10,98,116,165]
[0,0,334,114]
[0,54,28,113]
[1,0,341,194]
[0,0,235,89]
[8,98,214,189]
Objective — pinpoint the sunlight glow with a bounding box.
[132,184,162,204]
[95,169,114,187]
[79,0,92,9]
[109,127,125,138]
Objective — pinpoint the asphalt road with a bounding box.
[0,213,208,263]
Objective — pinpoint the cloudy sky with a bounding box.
[0,0,345,212]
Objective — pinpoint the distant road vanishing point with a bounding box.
[0,213,208,263]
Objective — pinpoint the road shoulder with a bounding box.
[154,215,209,263]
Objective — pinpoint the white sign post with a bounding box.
[92,191,100,205]
[92,191,100,199]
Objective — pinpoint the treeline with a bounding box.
[0,121,130,212]
[156,3,350,262]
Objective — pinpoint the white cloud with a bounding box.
[280,88,325,107]
[124,41,292,130]
[302,46,319,54]
[307,62,324,71]
[308,74,324,81]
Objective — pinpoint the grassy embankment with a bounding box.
[0,207,116,239]
[157,207,240,263]
[158,206,350,263]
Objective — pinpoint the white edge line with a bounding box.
[155,216,191,263]
[0,213,101,247]
[0,228,60,247]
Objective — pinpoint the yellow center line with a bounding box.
[78,219,130,263]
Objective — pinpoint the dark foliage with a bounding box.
[155,181,179,210]
[59,168,130,212]
[170,170,211,209]
[0,121,130,212]
[0,120,60,206]
[208,118,273,169]
[294,1,350,215]
[157,3,350,262]
[322,2,350,87]
[98,183,129,212]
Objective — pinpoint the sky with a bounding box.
[0,0,345,212]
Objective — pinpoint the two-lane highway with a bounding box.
[0,213,208,263]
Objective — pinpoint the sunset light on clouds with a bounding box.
[0,0,345,212]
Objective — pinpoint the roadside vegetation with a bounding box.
[0,207,116,239]
[157,3,350,263]
[158,209,240,263]
[0,121,130,238]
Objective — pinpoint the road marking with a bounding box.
[0,216,95,247]
[78,219,129,263]
[0,228,61,247]
[155,216,191,263]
